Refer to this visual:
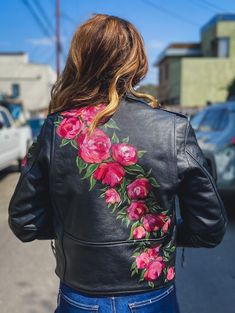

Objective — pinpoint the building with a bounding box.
[155,14,235,107]
[0,52,56,114]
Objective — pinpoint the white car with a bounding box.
[0,105,32,171]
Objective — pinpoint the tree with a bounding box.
[227,78,235,101]
[136,84,159,98]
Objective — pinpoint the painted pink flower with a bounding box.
[133,226,146,239]
[93,162,125,187]
[77,129,111,163]
[56,117,82,139]
[78,104,107,124]
[167,267,175,280]
[147,244,161,258]
[127,201,148,221]
[143,214,164,232]
[61,103,106,123]
[111,143,138,166]
[136,252,150,269]
[105,189,121,204]
[126,178,152,200]
[144,257,164,281]
[61,108,83,117]
[162,218,171,233]
[21,156,27,167]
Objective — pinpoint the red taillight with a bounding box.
[231,137,235,145]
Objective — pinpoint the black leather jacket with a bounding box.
[8,93,228,296]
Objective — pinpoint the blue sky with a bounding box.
[1,0,235,85]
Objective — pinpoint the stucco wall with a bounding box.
[0,55,56,112]
[181,57,235,107]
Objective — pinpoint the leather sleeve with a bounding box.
[175,116,228,248]
[8,116,55,242]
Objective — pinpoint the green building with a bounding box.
[155,14,235,107]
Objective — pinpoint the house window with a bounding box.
[12,83,20,98]
[211,37,229,58]
[218,38,229,57]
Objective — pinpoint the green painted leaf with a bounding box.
[132,252,140,257]
[82,164,99,179]
[122,136,129,143]
[131,270,136,277]
[145,231,150,239]
[130,262,137,270]
[99,192,106,198]
[148,281,155,288]
[128,221,140,240]
[60,138,70,147]
[89,175,96,191]
[140,269,146,281]
[105,118,120,130]
[124,164,145,175]
[149,177,161,188]
[116,215,123,220]
[111,132,119,143]
[71,139,78,149]
[146,168,152,177]
[137,150,147,158]
[111,204,118,213]
[126,219,131,227]
[76,157,87,173]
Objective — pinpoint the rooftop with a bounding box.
[201,13,235,33]
[0,52,26,56]
[155,42,202,66]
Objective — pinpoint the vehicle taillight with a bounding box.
[231,137,235,145]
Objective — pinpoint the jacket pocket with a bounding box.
[128,284,175,313]
[58,289,100,312]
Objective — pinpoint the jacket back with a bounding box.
[8,93,228,295]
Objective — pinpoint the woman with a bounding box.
[8,13,228,313]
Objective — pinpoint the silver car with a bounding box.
[190,102,235,197]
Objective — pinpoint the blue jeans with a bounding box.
[54,280,180,313]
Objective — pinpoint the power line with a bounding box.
[33,0,55,34]
[141,0,200,27]
[197,0,228,12]
[61,12,78,26]
[190,0,219,13]
[22,0,52,37]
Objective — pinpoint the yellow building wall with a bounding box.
[201,24,216,56]
[181,57,235,107]
[217,21,235,57]
[169,58,181,102]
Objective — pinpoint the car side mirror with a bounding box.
[0,121,4,130]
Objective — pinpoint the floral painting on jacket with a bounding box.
[54,103,176,288]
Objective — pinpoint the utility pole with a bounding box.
[56,0,61,78]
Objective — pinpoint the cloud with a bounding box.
[27,36,68,46]
[27,37,55,46]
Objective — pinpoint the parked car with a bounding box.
[0,105,32,171]
[27,117,45,140]
[190,101,235,197]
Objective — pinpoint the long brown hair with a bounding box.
[49,13,160,132]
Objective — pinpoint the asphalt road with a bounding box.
[0,168,234,313]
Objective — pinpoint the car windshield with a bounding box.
[190,110,205,130]
[191,108,229,132]
[28,119,44,129]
